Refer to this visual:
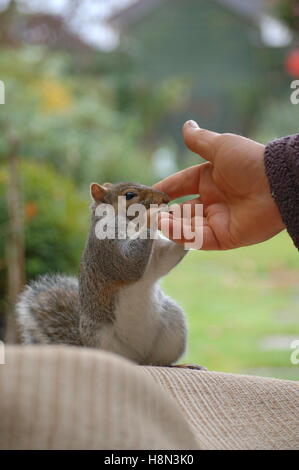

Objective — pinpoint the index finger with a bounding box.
[153,163,208,200]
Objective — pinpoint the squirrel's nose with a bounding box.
[158,192,170,205]
[151,189,170,205]
[146,190,170,207]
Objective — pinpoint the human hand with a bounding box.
[153,120,285,250]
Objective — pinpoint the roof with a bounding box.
[108,0,269,28]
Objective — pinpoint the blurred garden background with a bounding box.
[0,0,299,379]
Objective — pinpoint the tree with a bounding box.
[4,127,24,343]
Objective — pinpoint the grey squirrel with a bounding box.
[16,182,194,366]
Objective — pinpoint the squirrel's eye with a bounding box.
[125,192,137,200]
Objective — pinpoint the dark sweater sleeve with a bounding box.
[264,134,299,250]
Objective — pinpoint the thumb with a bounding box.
[183,120,220,163]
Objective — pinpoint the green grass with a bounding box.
[162,231,299,380]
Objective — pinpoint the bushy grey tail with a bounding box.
[16,274,81,345]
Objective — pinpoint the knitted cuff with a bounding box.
[264,134,299,250]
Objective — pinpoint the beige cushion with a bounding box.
[0,345,298,450]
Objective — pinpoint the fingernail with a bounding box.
[187,120,199,129]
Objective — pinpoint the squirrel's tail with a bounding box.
[16,274,81,345]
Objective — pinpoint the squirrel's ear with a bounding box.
[103,182,113,189]
[90,183,107,203]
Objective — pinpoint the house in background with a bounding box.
[109,0,292,140]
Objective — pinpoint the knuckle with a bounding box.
[221,132,235,138]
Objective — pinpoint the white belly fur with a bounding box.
[97,276,186,365]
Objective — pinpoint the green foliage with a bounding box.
[0,46,156,187]
[0,160,88,305]
[251,97,299,144]
[276,0,299,33]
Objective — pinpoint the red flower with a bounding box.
[285,49,299,77]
